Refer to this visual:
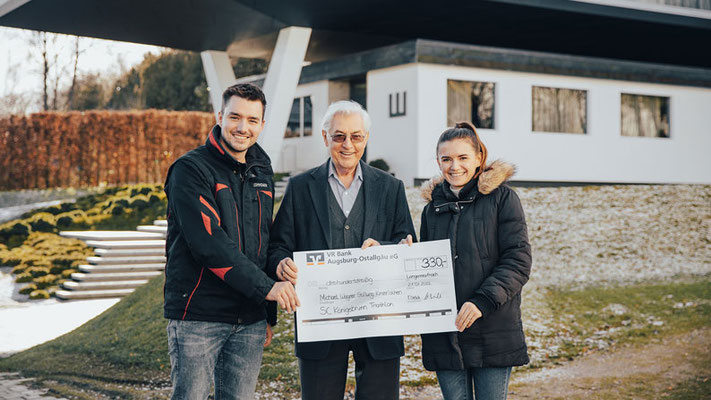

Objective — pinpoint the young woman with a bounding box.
[418,122,532,400]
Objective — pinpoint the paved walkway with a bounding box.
[0,373,66,400]
[0,200,63,224]
[0,268,119,357]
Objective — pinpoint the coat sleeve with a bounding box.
[419,204,430,242]
[267,179,297,279]
[167,159,275,304]
[381,180,417,245]
[469,187,532,318]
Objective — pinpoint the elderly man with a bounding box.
[268,100,416,400]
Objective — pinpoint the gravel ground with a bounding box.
[406,183,711,373]
[407,184,711,289]
[508,327,711,399]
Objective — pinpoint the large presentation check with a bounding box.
[293,239,457,343]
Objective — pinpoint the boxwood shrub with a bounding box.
[29,289,50,299]
[3,184,168,298]
[19,283,37,295]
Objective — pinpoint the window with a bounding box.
[284,96,313,138]
[447,80,495,129]
[532,86,587,134]
[621,94,670,138]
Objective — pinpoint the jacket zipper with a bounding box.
[235,204,242,251]
[257,192,262,256]
[182,267,205,320]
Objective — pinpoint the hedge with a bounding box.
[0,110,214,190]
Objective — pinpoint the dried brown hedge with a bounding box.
[0,110,215,190]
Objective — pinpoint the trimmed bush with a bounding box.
[43,205,65,216]
[130,195,150,210]
[56,216,73,227]
[28,213,57,233]
[369,158,390,172]
[19,283,38,295]
[1,255,23,266]
[50,264,66,274]
[11,264,29,274]
[34,274,58,289]
[15,273,33,283]
[29,290,50,300]
[61,269,77,278]
[131,187,153,197]
[26,266,50,277]
[8,222,30,236]
[52,257,77,268]
[0,222,31,247]
[59,203,77,213]
[111,205,125,215]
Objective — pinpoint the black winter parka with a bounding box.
[163,125,277,326]
[419,160,532,370]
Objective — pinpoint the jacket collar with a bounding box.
[206,125,273,174]
[421,160,516,204]
[308,159,382,248]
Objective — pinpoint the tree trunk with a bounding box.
[42,33,49,111]
[66,37,80,110]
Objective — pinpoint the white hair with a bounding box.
[321,100,371,134]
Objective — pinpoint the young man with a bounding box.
[163,83,299,399]
[268,100,416,400]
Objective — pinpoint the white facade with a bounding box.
[276,81,329,172]
[280,62,711,185]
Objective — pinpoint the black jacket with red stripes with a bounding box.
[163,125,277,325]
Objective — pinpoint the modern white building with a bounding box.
[248,39,711,185]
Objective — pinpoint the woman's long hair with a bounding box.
[436,121,488,181]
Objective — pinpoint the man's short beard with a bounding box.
[221,137,247,155]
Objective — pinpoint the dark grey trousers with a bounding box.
[299,338,400,400]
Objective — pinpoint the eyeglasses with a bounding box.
[329,133,366,143]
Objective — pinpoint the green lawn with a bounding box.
[542,277,711,364]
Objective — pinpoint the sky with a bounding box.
[0,26,163,113]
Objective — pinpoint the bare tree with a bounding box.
[65,36,82,109]
[28,31,72,111]
[41,33,49,111]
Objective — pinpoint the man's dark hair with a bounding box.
[221,83,267,118]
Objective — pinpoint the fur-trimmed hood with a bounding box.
[420,160,516,202]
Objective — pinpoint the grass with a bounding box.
[667,375,711,400]
[539,277,711,365]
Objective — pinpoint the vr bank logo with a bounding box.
[306,252,325,266]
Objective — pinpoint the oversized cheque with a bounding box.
[294,239,457,342]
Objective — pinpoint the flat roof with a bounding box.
[1,0,710,68]
[291,39,711,88]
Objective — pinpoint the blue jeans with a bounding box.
[167,319,267,400]
[436,367,512,400]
